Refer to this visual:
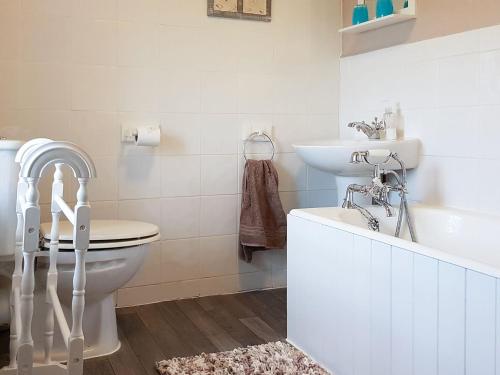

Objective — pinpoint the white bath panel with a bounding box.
[391,248,414,375]
[438,262,466,375]
[352,236,371,375]
[288,207,500,375]
[370,241,391,375]
[497,279,500,375]
[334,232,354,375]
[413,254,438,375]
[465,270,496,375]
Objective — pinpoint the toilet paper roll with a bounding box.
[134,126,161,147]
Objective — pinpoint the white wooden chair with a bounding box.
[1,140,96,375]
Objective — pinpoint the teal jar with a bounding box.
[352,4,369,25]
[376,0,394,17]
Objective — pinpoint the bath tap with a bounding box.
[348,117,385,140]
[342,150,417,242]
[342,185,380,232]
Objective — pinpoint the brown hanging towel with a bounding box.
[239,159,287,263]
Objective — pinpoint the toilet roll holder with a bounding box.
[121,125,161,146]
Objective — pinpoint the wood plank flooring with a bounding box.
[0,289,287,374]
[91,289,287,375]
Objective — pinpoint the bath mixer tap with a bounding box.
[342,150,417,242]
[348,117,385,140]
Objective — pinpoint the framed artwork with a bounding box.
[208,0,272,22]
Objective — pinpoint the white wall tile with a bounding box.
[480,50,500,105]
[71,19,116,65]
[118,199,161,227]
[117,21,158,67]
[199,235,238,278]
[19,63,71,110]
[237,73,274,114]
[157,0,205,27]
[437,53,480,108]
[406,156,479,211]
[21,12,71,63]
[21,0,72,16]
[161,196,200,239]
[200,195,237,237]
[160,114,201,155]
[274,153,307,192]
[201,155,237,196]
[479,24,500,52]
[72,0,117,20]
[279,191,308,214]
[158,69,201,113]
[118,155,161,199]
[0,63,19,110]
[307,166,336,190]
[161,155,200,197]
[116,0,159,23]
[117,67,159,112]
[89,201,119,220]
[273,73,309,114]
[306,189,337,208]
[0,2,21,60]
[71,111,120,157]
[199,275,239,297]
[161,238,201,282]
[201,72,238,114]
[71,65,117,111]
[88,157,118,201]
[200,114,239,154]
[158,26,203,70]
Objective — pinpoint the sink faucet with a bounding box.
[348,117,385,140]
[342,150,417,242]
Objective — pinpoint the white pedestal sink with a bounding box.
[293,138,420,205]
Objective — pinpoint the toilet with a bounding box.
[37,219,160,360]
[0,138,160,361]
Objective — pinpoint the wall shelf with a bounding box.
[339,0,416,35]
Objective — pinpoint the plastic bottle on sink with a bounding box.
[383,105,397,141]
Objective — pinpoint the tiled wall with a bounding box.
[340,25,500,214]
[0,0,341,305]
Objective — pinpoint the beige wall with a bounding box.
[342,0,500,56]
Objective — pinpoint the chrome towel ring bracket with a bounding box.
[243,131,276,161]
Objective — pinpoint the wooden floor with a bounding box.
[81,289,286,374]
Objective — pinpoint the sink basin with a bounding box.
[293,138,420,205]
[293,138,420,177]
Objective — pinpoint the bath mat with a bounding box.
[156,341,329,375]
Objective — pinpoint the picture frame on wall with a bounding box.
[208,0,272,22]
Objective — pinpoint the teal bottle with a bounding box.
[352,4,369,25]
[376,0,394,17]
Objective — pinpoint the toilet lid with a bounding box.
[40,220,160,250]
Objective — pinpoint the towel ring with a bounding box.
[243,131,275,161]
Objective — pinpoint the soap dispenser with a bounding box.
[394,102,405,139]
[383,106,397,141]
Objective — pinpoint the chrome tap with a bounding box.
[342,185,380,232]
[342,150,417,242]
[348,117,385,140]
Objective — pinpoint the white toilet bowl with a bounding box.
[37,219,160,360]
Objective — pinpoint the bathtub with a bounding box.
[287,205,500,375]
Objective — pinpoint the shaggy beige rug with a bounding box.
[156,341,329,375]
